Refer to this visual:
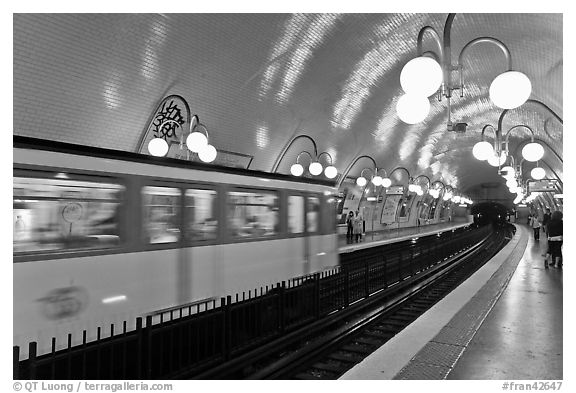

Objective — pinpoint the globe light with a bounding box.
[324,165,338,179]
[372,175,383,186]
[356,176,367,187]
[443,192,452,201]
[506,178,517,188]
[522,142,544,162]
[148,138,169,157]
[489,71,532,109]
[408,184,417,193]
[531,167,545,180]
[396,93,430,124]
[472,141,494,161]
[290,163,304,176]
[381,177,392,188]
[416,187,424,196]
[198,144,217,163]
[309,161,323,176]
[487,151,507,167]
[500,166,515,178]
[508,185,519,193]
[186,131,208,153]
[400,56,443,97]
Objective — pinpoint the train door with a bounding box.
[305,194,321,274]
[286,192,307,276]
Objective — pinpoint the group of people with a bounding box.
[346,210,364,243]
[528,208,563,269]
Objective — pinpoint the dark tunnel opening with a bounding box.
[471,202,511,227]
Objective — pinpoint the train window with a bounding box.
[287,195,305,234]
[227,190,279,238]
[324,194,338,233]
[142,186,181,244]
[307,196,320,233]
[185,189,218,241]
[13,175,124,254]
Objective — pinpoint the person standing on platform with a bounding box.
[346,211,354,243]
[353,210,363,243]
[530,215,541,241]
[546,211,563,268]
[542,208,551,234]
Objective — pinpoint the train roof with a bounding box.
[14,136,336,188]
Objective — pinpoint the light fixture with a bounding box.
[399,14,531,129]
[489,71,532,110]
[289,150,338,178]
[317,152,338,179]
[198,144,217,163]
[429,181,444,199]
[400,56,443,97]
[473,141,494,161]
[488,151,507,167]
[355,164,390,189]
[531,166,545,180]
[148,137,169,157]
[146,115,218,164]
[186,131,208,153]
[290,151,313,177]
[147,119,181,157]
[500,165,515,178]
[356,173,368,187]
[473,124,498,162]
[370,168,390,187]
[396,93,430,124]
[290,162,304,177]
[309,161,323,176]
[522,142,544,162]
[506,178,517,188]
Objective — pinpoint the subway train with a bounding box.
[13,136,338,358]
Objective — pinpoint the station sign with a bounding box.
[527,179,559,193]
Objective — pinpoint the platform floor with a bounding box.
[338,220,470,250]
[340,224,563,380]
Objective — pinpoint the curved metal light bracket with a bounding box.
[497,99,563,133]
[389,166,411,179]
[414,174,432,188]
[295,151,314,164]
[272,134,319,173]
[431,180,446,190]
[417,25,444,59]
[336,154,379,189]
[317,151,333,165]
[520,157,563,188]
[513,138,563,164]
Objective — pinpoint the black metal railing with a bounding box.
[14,224,492,380]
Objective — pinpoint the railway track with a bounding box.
[244,225,511,380]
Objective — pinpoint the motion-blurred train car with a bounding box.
[13,136,338,358]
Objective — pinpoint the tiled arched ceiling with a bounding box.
[13,13,562,197]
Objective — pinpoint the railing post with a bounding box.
[220,298,227,361]
[13,346,20,380]
[344,270,350,307]
[224,296,232,361]
[144,316,153,379]
[364,259,370,298]
[135,317,143,379]
[278,282,286,334]
[313,273,321,319]
[28,342,37,380]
